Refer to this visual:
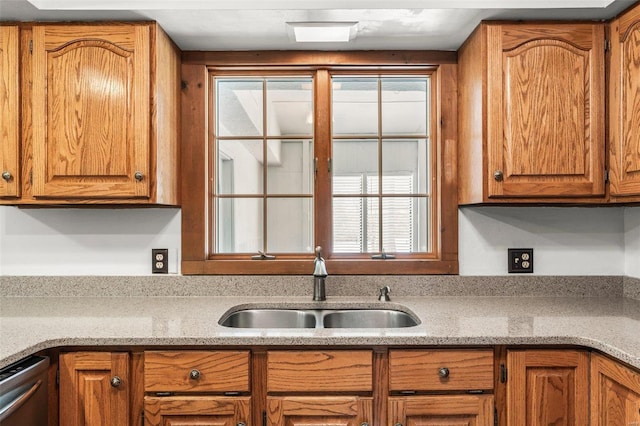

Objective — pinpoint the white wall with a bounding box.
[0,204,637,277]
[0,206,181,276]
[625,206,640,278]
[459,206,625,276]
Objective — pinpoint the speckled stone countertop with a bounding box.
[1,294,640,370]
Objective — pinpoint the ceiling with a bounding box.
[0,0,636,51]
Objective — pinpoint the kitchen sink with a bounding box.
[219,307,419,329]
[219,309,317,328]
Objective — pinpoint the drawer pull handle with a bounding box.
[189,369,201,380]
[395,423,403,426]
[438,367,450,378]
[361,423,369,426]
[110,376,122,388]
[237,423,246,426]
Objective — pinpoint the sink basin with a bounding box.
[219,307,419,328]
[322,309,418,328]
[219,309,316,328]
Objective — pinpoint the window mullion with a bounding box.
[314,70,333,256]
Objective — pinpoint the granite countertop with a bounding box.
[1,294,640,370]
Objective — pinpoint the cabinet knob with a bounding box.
[1,171,12,181]
[361,423,369,426]
[493,170,504,182]
[189,369,201,380]
[110,376,122,388]
[395,423,403,426]
[134,171,144,181]
[438,367,450,378]
[237,423,246,426]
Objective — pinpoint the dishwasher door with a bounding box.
[0,356,49,426]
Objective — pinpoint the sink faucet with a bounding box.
[313,246,328,301]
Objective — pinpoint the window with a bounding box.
[181,52,458,274]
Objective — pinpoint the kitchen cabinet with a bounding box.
[3,22,180,205]
[143,351,251,426]
[591,353,640,426]
[388,349,494,426]
[505,349,589,425]
[0,25,20,198]
[266,350,374,425]
[59,351,130,426]
[458,22,606,203]
[609,2,640,200]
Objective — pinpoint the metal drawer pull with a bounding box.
[134,171,144,181]
[189,369,201,380]
[493,170,504,181]
[1,171,11,181]
[110,376,122,388]
[361,423,369,426]
[394,423,403,426]
[438,367,450,378]
[237,423,246,426]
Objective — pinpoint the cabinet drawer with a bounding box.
[267,350,373,392]
[389,349,494,392]
[144,351,250,393]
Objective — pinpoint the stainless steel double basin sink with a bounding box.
[219,307,419,329]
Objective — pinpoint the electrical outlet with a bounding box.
[508,248,533,273]
[152,249,169,274]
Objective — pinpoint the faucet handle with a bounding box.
[378,286,391,301]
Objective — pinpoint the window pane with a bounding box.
[217,80,263,137]
[267,79,313,136]
[217,139,263,195]
[267,140,314,195]
[382,139,429,194]
[267,198,313,253]
[333,196,379,253]
[382,197,428,253]
[381,78,428,136]
[333,79,378,136]
[332,139,378,193]
[216,198,263,253]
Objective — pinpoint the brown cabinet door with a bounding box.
[59,352,130,426]
[32,24,150,199]
[610,3,640,198]
[267,396,373,426]
[506,349,589,426]
[487,23,605,199]
[591,353,640,426]
[0,26,20,198]
[144,396,251,426]
[389,395,494,426]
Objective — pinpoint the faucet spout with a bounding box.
[313,246,327,301]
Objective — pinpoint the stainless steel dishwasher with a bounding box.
[0,356,49,426]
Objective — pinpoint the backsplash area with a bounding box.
[0,205,639,277]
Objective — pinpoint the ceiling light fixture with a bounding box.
[287,22,358,43]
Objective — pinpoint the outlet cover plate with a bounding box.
[508,248,534,273]
[152,248,169,274]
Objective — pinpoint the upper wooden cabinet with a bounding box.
[459,22,606,203]
[2,22,180,205]
[610,2,640,200]
[0,26,20,198]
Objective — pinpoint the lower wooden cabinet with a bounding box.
[591,353,640,426]
[388,394,494,425]
[59,351,130,426]
[267,396,373,426]
[144,395,251,426]
[506,349,589,426]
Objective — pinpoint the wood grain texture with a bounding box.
[388,394,494,426]
[506,349,589,426]
[59,352,130,426]
[144,395,251,426]
[609,2,640,198]
[590,353,640,426]
[266,396,373,426]
[32,24,150,199]
[144,350,250,393]
[458,22,606,203]
[0,25,20,198]
[267,350,373,392]
[389,349,494,392]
